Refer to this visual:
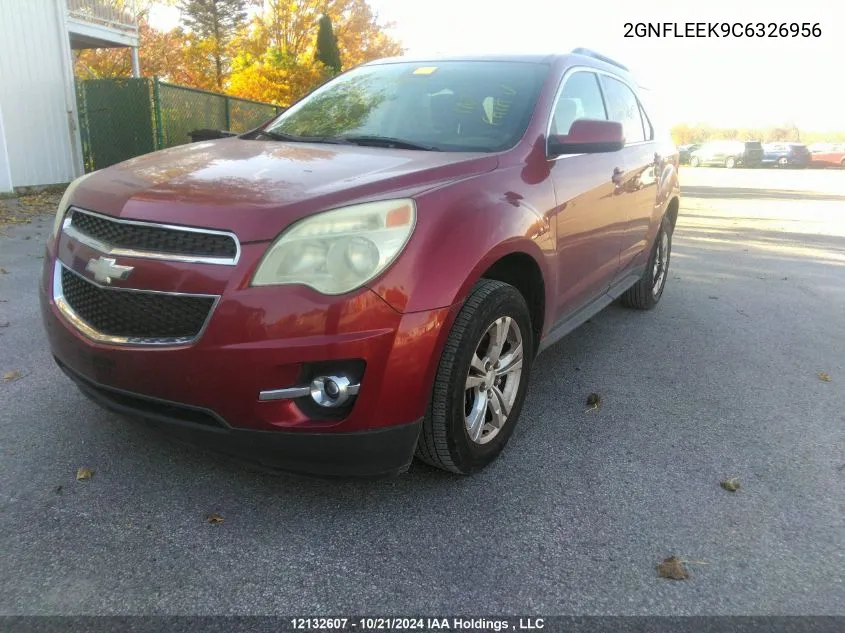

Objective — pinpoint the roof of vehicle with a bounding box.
[362,50,636,80]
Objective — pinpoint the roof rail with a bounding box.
[570,47,629,72]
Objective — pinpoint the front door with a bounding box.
[548,70,626,321]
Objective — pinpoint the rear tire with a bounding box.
[415,279,533,474]
[840,159,845,170]
[621,216,673,311]
[725,156,736,168]
[777,157,788,168]
[690,157,700,167]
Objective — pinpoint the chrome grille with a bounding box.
[63,208,239,265]
[55,264,218,345]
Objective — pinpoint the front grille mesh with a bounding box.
[69,210,237,259]
[61,267,215,341]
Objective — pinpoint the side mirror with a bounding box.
[548,119,625,156]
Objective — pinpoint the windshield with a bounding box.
[261,60,549,152]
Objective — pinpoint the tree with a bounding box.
[179,0,251,89]
[74,19,199,84]
[315,14,341,74]
[227,0,402,106]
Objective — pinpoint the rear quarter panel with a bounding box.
[636,138,680,268]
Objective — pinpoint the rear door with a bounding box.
[548,70,626,319]
[598,73,658,275]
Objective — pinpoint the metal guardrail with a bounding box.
[66,0,138,35]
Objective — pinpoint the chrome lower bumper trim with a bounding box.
[259,383,360,402]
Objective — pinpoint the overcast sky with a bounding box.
[150,0,842,131]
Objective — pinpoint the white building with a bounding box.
[0,0,139,193]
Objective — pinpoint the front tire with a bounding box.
[777,157,788,168]
[690,157,700,167]
[621,216,673,310]
[416,279,533,474]
[725,156,736,168]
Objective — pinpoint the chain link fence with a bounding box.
[77,78,284,171]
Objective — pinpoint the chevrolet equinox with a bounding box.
[41,49,680,476]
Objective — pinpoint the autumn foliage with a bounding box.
[670,123,845,146]
[73,0,403,107]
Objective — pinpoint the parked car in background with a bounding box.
[762,143,811,168]
[689,140,762,168]
[809,143,845,169]
[39,50,681,477]
[678,143,701,164]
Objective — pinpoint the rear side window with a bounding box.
[600,76,646,144]
[550,71,607,135]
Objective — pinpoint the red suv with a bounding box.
[41,50,680,476]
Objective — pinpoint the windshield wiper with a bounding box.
[339,135,441,151]
[254,130,352,145]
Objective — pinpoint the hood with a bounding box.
[70,138,499,242]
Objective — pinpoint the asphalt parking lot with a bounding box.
[1,167,843,616]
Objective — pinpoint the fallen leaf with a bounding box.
[54,485,63,495]
[206,513,224,524]
[76,467,94,481]
[3,370,21,383]
[720,477,741,492]
[586,392,601,411]
[657,556,689,580]
[817,372,831,382]
[837,463,845,472]
[708,296,719,300]
[782,277,788,281]
[0,321,9,328]
[0,268,7,274]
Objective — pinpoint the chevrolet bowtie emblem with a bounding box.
[85,256,134,284]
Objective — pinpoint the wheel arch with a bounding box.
[477,250,546,355]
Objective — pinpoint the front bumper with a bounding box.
[40,246,454,475]
[58,358,422,476]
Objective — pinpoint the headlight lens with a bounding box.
[51,172,93,239]
[251,199,416,295]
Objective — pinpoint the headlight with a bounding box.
[251,199,416,295]
[51,172,94,239]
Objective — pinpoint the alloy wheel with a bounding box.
[652,230,669,297]
[464,316,524,445]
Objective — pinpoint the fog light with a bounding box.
[310,375,359,408]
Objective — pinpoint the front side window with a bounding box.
[600,75,646,144]
[262,61,549,152]
[550,71,607,136]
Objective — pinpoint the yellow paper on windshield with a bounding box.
[413,66,438,75]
